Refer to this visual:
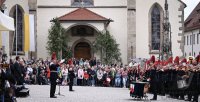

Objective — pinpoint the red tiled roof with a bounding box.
[185,2,200,32]
[58,8,111,21]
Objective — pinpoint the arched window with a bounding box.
[71,0,93,6]
[13,5,24,52]
[151,5,161,50]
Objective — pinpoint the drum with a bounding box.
[177,80,187,89]
[130,82,149,98]
[143,83,150,94]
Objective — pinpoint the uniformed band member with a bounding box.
[141,55,200,102]
[68,66,75,91]
[50,52,59,98]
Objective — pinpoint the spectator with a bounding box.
[62,64,68,86]
[122,68,128,88]
[115,69,121,87]
[77,67,84,86]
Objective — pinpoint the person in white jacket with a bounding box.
[77,67,84,86]
[61,64,68,86]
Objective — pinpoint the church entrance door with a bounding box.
[74,42,91,60]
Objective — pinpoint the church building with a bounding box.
[1,0,186,64]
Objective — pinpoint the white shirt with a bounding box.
[78,69,84,79]
[27,67,33,74]
[62,69,68,76]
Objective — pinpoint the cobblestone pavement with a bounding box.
[17,85,198,102]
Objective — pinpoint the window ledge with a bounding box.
[12,51,25,55]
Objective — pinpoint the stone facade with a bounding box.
[136,0,186,59]
[28,0,37,59]
[127,0,136,62]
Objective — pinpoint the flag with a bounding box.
[24,14,30,51]
[24,14,35,52]
[29,15,35,51]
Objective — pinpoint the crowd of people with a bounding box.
[0,52,199,101]
[10,57,131,88]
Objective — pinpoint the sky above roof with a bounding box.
[182,0,200,20]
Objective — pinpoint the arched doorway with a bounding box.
[74,42,91,60]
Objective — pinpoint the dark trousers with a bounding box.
[69,79,73,91]
[50,79,56,97]
[153,90,157,99]
[77,79,83,86]
[69,85,73,91]
[151,82,158,100]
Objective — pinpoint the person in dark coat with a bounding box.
[68,67,75,91]
[13,56,24,85]
[149,65,159,100]
[89,57,96,67]
[0,67,7,102]
[49,53,59,98]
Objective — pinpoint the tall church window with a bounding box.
[13,5,24,53]
[71,0,93,6]
[151,5,161,50]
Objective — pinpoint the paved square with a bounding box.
[16,85,195,102]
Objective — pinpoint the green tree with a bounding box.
[46,18,69,59]
[93,31,121,64]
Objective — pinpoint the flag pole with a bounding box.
[15,5,18,56]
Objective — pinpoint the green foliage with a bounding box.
[63,47,73,60]
[93,31,121,64]
[46,18,69,59]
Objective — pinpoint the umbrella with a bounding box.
[0,11,14,31]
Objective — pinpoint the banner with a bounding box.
[24,14,35,52]
[29,14,35,51]
[24,14,30,52]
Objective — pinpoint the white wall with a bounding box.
[37,6,128,64]
[94,0,126,6]
[38,0,70,6]
[5,0,29,13]
[37,0,126,7]
[88,8,127,64]
[136,0,183,59]
[37,8,76,59]
[184,29,200,58]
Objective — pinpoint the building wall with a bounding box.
[127,0,136,62]
[37,0,128,63]
[136,0,184,59]
[3,0,29,59]
[28,0,37,59]
[184,29,200,58]
[37,0,126,7]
